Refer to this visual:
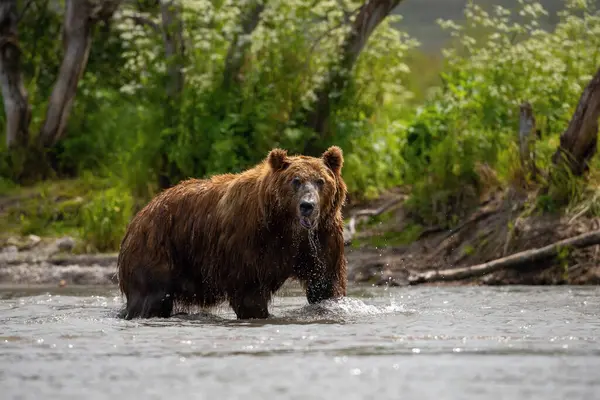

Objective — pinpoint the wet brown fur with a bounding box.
[117,146,348,319]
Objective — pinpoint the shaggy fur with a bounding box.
[117,146,348,320]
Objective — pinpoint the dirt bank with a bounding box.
[346,188,600,286]
[2,187,600,287]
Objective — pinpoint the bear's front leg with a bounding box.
[305,231,347,304]
[229,288,271,319]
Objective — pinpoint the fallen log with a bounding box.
[408,229,600,284]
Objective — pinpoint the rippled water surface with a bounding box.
[1,284,599,400]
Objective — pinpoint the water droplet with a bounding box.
[411,348,421,354]
[350,368,361,376]
[453,347,462,353]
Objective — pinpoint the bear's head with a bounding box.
[267,146,346,230]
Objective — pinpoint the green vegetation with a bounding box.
[1,0,599,251]
[401,0,600,226]
[351,223,424,249]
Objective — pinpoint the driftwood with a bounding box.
[343,195,405,244]
[408,229,600,285]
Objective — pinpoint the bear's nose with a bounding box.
[299,201,315,216]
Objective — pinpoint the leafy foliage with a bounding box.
[398,0,600,226]
[1,0,599,249]
[80,186,134,253]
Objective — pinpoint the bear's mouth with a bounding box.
[299,216,315,230]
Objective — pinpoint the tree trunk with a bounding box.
[301,0,403,154]
[552,66,600,175]
[222,0,265,91]
[0,0,31,149]
[159,0,184,99]
[0,0,121,176]
[157,0,185,190]
[36,0,121,149]
[38,0,111,148]
[518,101,538,181]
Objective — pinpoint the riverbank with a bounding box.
[2,186,600,287]
[345,187,600,286]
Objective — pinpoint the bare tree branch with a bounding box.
[17,0,34,22]
[120,11,161,33]
[343,195,406,244]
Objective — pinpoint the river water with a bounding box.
[1,284,599,400]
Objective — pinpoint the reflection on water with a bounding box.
[1,284,599,400]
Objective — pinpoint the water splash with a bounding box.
[284,296,410,323]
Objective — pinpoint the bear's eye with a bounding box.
[292,177,301,189]
[316,178,325,188]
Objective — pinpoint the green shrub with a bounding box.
[5,0,599,239]
[398,0,600,226]
[80,186,133,252]
[90,0,419,199]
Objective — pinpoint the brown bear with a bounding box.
[117,146,348,320]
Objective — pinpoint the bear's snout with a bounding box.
[299,200,315,216]
[297,188,319,229]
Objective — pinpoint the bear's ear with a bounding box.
[322,146,343,175]
[268,148,290,171]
